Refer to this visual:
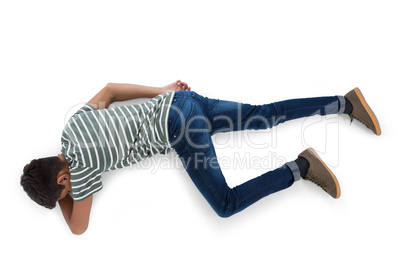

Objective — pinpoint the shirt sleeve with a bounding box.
[69,166,103,201]
[74,103,96,116]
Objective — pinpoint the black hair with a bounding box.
[20,157,66,209]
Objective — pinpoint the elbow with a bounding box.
[105,82,114,88]
[71,228,87,236]
[104,83,114,94]
[70,226,88,236]
[104,83,116,103]
[105,82,117,92]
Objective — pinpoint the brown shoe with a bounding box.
[299,148,341,199]
[345,87,381,136]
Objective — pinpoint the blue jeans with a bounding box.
[167,90,346,217]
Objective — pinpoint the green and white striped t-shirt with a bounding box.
[61,91,175,201]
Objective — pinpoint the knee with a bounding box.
[213,201,236,218]
[216,209,234,218]
[207,187,239,218]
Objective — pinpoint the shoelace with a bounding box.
[305,173,328,192]
[349,114,372,130]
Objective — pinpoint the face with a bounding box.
[58,185,72,201]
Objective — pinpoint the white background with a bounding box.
[1,0,401,267]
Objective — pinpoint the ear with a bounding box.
[57,173,69,185]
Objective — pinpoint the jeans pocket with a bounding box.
[191,91,208,106]
[207,98,219,111]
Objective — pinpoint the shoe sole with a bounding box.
[353,87,382,136]
[307,148,341,199]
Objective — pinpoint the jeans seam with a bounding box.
[191,93,210,115]
[187,153,224,207]
[170,96,195,139]
[192,92,208,105]
[234,172,292,208]
[188,155,292,211]
[273,103,340,121]
[208,99,219,111]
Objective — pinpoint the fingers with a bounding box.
[175,80,191,91]
[181,82,188,90]
[175,80,183,89]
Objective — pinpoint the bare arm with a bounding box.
[58,194,93,235]
[87,80,191,109]
[109,83,165,101]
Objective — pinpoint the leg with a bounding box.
[167,91,346,217]
[190,91,346,135]
[168,92,297,217]
[176,134,295,217]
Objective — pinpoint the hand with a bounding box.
[162,80,191,93]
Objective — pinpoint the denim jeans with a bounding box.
[167,90,346,217]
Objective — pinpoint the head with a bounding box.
[20,154,72,209]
